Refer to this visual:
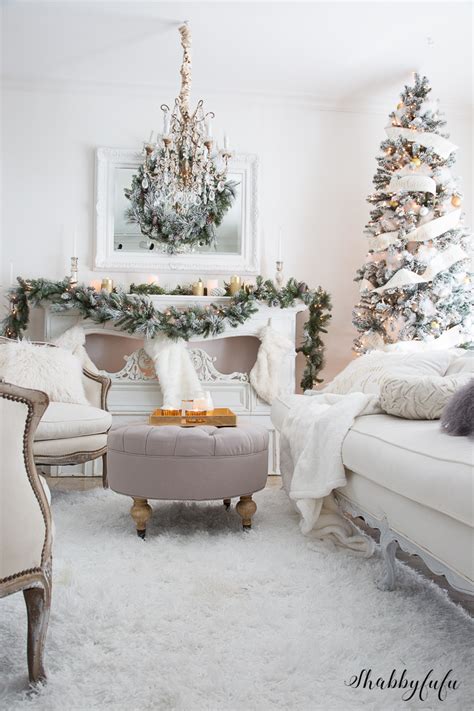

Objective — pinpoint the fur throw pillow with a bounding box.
[441,379,474,436]
[322,350,453,396]
[380,374,471,420]
[0,340,88,404]
[53,325,99,373]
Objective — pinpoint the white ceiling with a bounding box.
[2,1,473,110]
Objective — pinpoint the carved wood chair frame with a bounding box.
[0,381,52,684]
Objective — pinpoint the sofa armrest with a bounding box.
[82,369,111,411]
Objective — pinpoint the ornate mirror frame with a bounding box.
[94,147,259,274]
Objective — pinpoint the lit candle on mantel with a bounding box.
[73,226,77,258]
[206,279,218,294]
[147,274,159,285]
[223,134,230,151]
[90,280,102,292]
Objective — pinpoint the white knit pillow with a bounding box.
[380,374,472,420]
[0,340,88,404]
[322,350,453,395]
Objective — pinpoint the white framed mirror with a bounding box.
[94,147,259,274]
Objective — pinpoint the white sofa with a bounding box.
[271,388,473,596]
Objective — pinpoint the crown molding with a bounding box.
[2,76,472,119]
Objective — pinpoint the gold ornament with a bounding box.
[430,320,439,329]
[451,195,462,207]
[410,157,421,168]
[389,200,399,208]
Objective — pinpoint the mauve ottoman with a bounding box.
[107,423,269,537]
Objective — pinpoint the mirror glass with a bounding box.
[113,169,242,254]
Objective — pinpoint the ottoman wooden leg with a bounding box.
[130,497,152,539]
[223,498,231,510]
[236,495,256,530]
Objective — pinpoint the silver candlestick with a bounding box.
[69,257,78,287]
[275,260,284,289]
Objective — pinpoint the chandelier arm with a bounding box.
[178,22,192,116]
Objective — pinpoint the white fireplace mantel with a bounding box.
[40,297,307,477]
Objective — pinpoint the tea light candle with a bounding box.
[192,397,208,412]
[206,279,218,294]
[90,280,102,291]
[147,274,159,285]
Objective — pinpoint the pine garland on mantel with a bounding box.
[1,276,332,388]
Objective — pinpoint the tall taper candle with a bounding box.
[73,226,77,258]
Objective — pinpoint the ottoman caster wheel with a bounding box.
[236,495,256,530]
[223,498,231,510]
[130,497,152,539]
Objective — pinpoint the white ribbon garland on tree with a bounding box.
[367,208,461,252]
[387,174,436,194]
[385,126,458,159]
[371,243,468,293]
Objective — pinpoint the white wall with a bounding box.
[1,84,472,381]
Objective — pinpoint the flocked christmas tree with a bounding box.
[353,74,472,353]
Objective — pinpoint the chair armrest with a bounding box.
[82,369,111,411]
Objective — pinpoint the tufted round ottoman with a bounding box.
[107,423,269,537]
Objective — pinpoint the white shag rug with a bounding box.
[1,486,473,711]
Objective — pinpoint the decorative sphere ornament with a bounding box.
[410,157,422,168]
[451,195,462,207]
[389,200,399,208]
[419,206,429,216]
[430,320,439,329]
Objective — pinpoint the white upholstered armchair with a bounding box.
[0,337,112,487]
[33,366,112,487]
[0,381,52,683]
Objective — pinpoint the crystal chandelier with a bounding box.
[142,22,231,214]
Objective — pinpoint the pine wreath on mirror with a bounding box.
[124,22,236,254]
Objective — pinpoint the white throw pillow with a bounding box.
[380,374,471,420]
[52,325,99,374]
[445,350,474,376]
[322,350,453,395]
[0,340,88,404]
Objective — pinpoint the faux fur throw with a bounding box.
[53,325,99,374]
[250,326,295,404]
[0,339,88,404]
[145,335,204,409]
[441,379,474,437]
[280,391,380,555]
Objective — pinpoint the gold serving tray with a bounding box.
[149,407,237,427]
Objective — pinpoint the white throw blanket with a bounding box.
[145,336,204,409]
[280,392,381,556]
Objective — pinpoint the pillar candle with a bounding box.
[147,274,159,285]
[206,279,218,294]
